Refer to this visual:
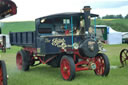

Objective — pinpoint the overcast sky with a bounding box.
[1,0,128,21]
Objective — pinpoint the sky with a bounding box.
[1,0,128,21]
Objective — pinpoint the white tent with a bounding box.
[95,25,122,45]
[107,26,122,45]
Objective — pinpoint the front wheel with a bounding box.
[94,53,110,76]
[0,60,7,85]
[60,55,75,81]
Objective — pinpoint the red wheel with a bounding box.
[16,51,23,70]
[94,53,110,76]
[0,60,7,85]
[120,49,128,66]
[60,55,75,81]
[16,50,30,71]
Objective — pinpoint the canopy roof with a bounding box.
[37,12,99,20]
[0,0,17,20]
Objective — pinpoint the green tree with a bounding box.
[125,14,128,19]
[102,15,115,19]
[116,14,123,19]
[102,14,123,19]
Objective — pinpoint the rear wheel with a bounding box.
[94,53,110,76]
[0,60,7,85]
[60,55,75,81]
[16,50,30,71]
[120,49,128,67]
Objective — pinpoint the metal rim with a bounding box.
[95,55,105,75]
[16,52,22,70]
[60,58,71,80]
[120,49,128,66]
[0,65,3,85]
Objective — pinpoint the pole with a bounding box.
[71,16,73,49]
[94,17,96,40]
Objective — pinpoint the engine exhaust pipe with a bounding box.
[83,6,91,32]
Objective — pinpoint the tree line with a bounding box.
[101,14,128,19]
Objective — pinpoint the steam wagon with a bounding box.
[10,6,110,80]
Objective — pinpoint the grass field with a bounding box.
[1,21,35,34]
[0,44,128,85]
[91,19,128,32]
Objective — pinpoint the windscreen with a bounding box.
[39,16,85,35]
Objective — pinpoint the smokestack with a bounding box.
[83,6,91,32]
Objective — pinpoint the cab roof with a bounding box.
[37,12,99,20]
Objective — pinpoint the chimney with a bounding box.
[83,6,91,32]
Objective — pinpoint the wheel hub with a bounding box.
[63,66,68,71]
[91,63,96,70]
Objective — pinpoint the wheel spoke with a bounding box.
[123,51,128,57]
[63,60,66,67]
[97,69,100,75]
[123,59,127,65]
[98,60,104,75]
[67,69,70,76]
[95,55,105,76]
[101,59,105,67]
[122,58,127,62]
[20,59,22,65]
[101,66,104,74]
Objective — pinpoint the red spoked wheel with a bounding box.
[60,55,75,81]
[0,60,7,85]
[120,49,128,67]
[16,51,23,70]
[16,50,30,71]
[94,53,110,76]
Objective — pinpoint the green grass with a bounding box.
[2,21,35,34]
[0,44,128,85]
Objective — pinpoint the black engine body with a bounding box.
[79,38,99,58]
